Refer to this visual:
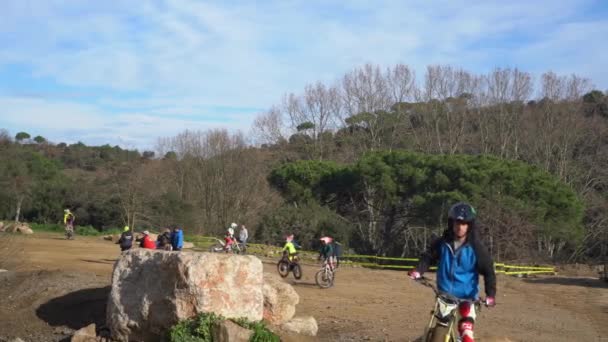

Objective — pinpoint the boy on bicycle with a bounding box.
[319,236,337,271]
[282,234,299,262]
[408,202,496,342]
[63,209,75,233]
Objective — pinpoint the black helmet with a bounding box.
[448,202,476,222]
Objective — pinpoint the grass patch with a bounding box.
[29,223,121,236]
[168,312,279,342]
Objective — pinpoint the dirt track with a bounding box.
[0,233,607,341]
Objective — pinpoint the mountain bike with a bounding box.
[277,251,302,280]
[416,277,486,342]
[208,238,245,254]
[315,259,335,288]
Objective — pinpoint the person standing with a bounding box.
[238,225,249,249]
[117,226,133,251]
[171,226,184,251]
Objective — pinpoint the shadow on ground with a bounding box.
[36,286,110,329]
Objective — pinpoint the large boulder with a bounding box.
[263,273,299,324]
[106,249,264,342]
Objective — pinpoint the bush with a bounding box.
[29,223,64,232]
[168,312,279,342]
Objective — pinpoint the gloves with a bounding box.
[408,270,421,280]
[485,296,496,307]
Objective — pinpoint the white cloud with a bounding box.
[1,0,606,147]
[0,96,253,149]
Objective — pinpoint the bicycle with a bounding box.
[208,238,245,254]
[315,259,335,288]
[65,224,74,240]
[277,252,302,280]
[416,277,487,342]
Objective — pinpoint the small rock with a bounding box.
[280,316,318,337]
[72,323,97,342]
[8,338,26,342]
[212,320,253,342]
[53,326,73,335]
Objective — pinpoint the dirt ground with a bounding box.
[0,233,607,342]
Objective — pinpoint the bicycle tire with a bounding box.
[277,260,290,278]
[209,244,223,253]
[315,269,333,288]
[293,263,302,280]
[427,324,452,342]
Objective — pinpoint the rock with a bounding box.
[106,249,264,342]
[182,241,195,249]
[71,323,97,342]
[53,326,73,335]
[263,273,299,324]
[281,316,318,337]
[102,235,120,243]
[0,269,7,273]
[212,320,253,342]
[15,224,33,235]
[0,221,4,232]
[8,338,26,342]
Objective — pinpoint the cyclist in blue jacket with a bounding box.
[408,202,496,342]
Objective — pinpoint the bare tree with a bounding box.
[285,82,341,159]
[251,106,286,146]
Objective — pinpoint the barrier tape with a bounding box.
[498,270,556,275]
[496,264,554,271]
[342,254,419,262]
[187,236,556,274]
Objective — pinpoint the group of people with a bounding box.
[280,202,495,342]
[66,201,494,342]
[116,225,184,252]
[282,234,341,270]
[223,222,248,252]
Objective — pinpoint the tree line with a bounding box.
[1,62,607,262]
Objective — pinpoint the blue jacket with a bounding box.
[417,236,496,300]
[171,229,184,249]
[437,241,479,299]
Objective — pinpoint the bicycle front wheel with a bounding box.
[277,260,290,278]
[315,269,333,288]
[427,324,452,342]
[293,263,302,280]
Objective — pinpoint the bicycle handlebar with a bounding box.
[414,276,490,307]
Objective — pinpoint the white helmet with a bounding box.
[230,222,237,229]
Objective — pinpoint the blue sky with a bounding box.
[1,0,607,150]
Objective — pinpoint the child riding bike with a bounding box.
[63,209,75,239]
[224,226,237,253]
[282,234,299,262]
[319,236,337,271]
[408,202,496,342]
